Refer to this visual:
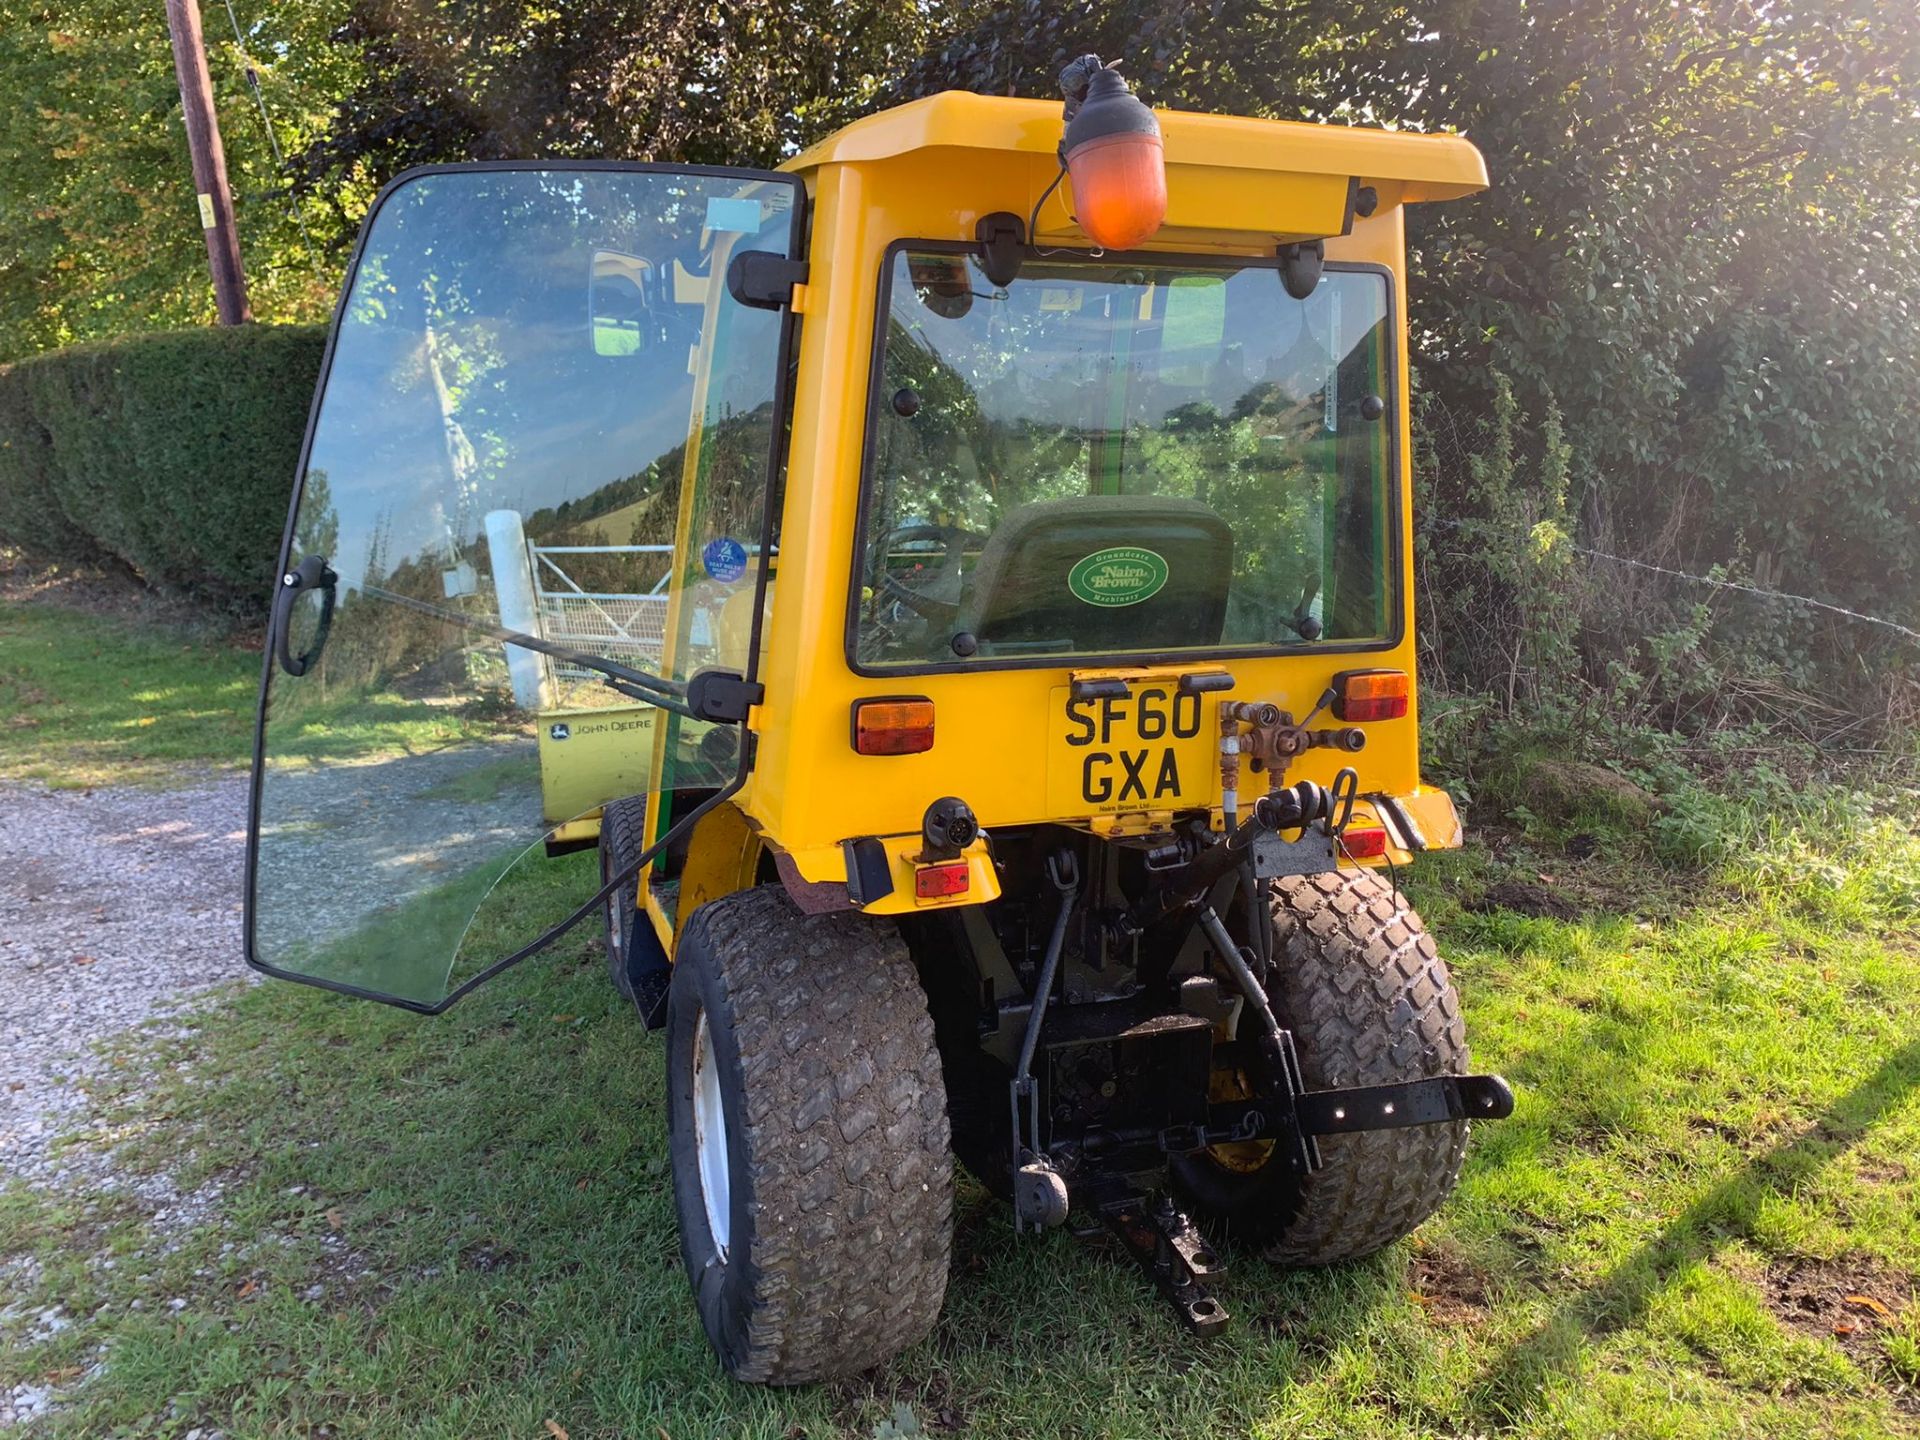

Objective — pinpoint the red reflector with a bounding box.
[1341,826,1388,859]
[1332,669,1410,723]
[1340,695,1409,722]
[914,862,970,899]
[852,698,935,755]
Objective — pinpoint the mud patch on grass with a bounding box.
[1408,1243,1494,1326]
[1855,1155,1912,1187]
[1768,1259,1910,1343]
[1468,879,1581,922]
[1766,1255,1915,1409]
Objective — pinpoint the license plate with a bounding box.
[1046,684,1217,817]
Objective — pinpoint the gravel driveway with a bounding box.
[0,774,251,1192]
[1,744,554,1192]
[0,753,564,1430]
[0,775,257,1427]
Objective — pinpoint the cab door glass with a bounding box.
[249,165,800,1010]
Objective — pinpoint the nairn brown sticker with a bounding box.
[1068,546,1168,607]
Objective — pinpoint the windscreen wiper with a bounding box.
[361,583,699,718]
[1285,578,1323,642]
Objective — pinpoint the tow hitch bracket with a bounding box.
[1296,1073,1514,1137]
[1100,1192,1230,1336]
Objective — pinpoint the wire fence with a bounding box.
[1422,515,1920,650]
[1565,543,1920,647]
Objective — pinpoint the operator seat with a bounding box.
[954,495,1233,656]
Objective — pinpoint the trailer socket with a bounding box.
[921,796,979,860]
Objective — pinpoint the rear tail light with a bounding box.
[852,697,935,755]
[914,862,971,899]
[1332,669,1409,723]
[1341,826,1388,860]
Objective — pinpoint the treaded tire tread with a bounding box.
[1263,868,1468,1264]
[669,886,953,1384]
[600,796,647,1000]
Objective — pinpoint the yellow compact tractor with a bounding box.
[249,56,1512,1383]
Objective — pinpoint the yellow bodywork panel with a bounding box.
[789,92,1489,205]
[1385,787,1466,852]
[546,813,604,849]
[787,93,1484,254]
[673,801,762,926]
[781,835,1002,916]
[640,801,1001,956]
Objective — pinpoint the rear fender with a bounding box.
[773,835,1000,917]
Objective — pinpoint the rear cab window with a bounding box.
[851,247,1397,672]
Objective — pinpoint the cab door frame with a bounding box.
[244,159,808,1014]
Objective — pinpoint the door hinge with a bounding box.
[686,668,765,723]
[726,251,809,311]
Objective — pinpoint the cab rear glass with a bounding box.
[850,248,1397,672]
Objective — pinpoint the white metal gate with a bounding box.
[528,542,673,696]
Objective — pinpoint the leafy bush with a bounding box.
[0,325,324,614]
[911,1,1920,743]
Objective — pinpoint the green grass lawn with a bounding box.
[0,599,521,787]
[0,600,260,785]
[1,596,1916,1436]
[3,826,1917,1437]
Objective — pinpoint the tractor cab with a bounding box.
[249,67,1510,1379]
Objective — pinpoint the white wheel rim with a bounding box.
[605,891,623,957]
[603,852,623,956]
[691,1010,730,1260]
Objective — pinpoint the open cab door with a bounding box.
[247,163,804,1012]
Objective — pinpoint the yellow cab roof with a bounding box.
[788,91,1487,204]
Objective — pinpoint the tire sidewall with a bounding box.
[664,924,763,1375]
[601,800,644,1001]
[1173,868,1465,1256]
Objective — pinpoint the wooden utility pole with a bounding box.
[164,0,251,324]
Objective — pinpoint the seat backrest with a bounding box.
[954,495,1233,657]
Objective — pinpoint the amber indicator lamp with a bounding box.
[1331,669,1411,723]
[852,697,936,755]
[1059,56,1166,251]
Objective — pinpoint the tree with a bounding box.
[285,0,930,217]
[0,0,355,358]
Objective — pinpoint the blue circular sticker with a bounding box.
[701,537,748,584]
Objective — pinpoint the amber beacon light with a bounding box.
[1059,55,1167,251]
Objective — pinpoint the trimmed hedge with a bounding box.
[0,361,99,562]
[0,324,325,615]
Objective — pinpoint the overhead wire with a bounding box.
[217,0,320,261]
[1424,516,1920,648]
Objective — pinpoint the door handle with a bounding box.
[273,555,337,677]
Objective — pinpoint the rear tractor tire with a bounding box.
[1173,868,1469,1264]
[665,885,954,1383]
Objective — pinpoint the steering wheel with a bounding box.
[870,523,984,624]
